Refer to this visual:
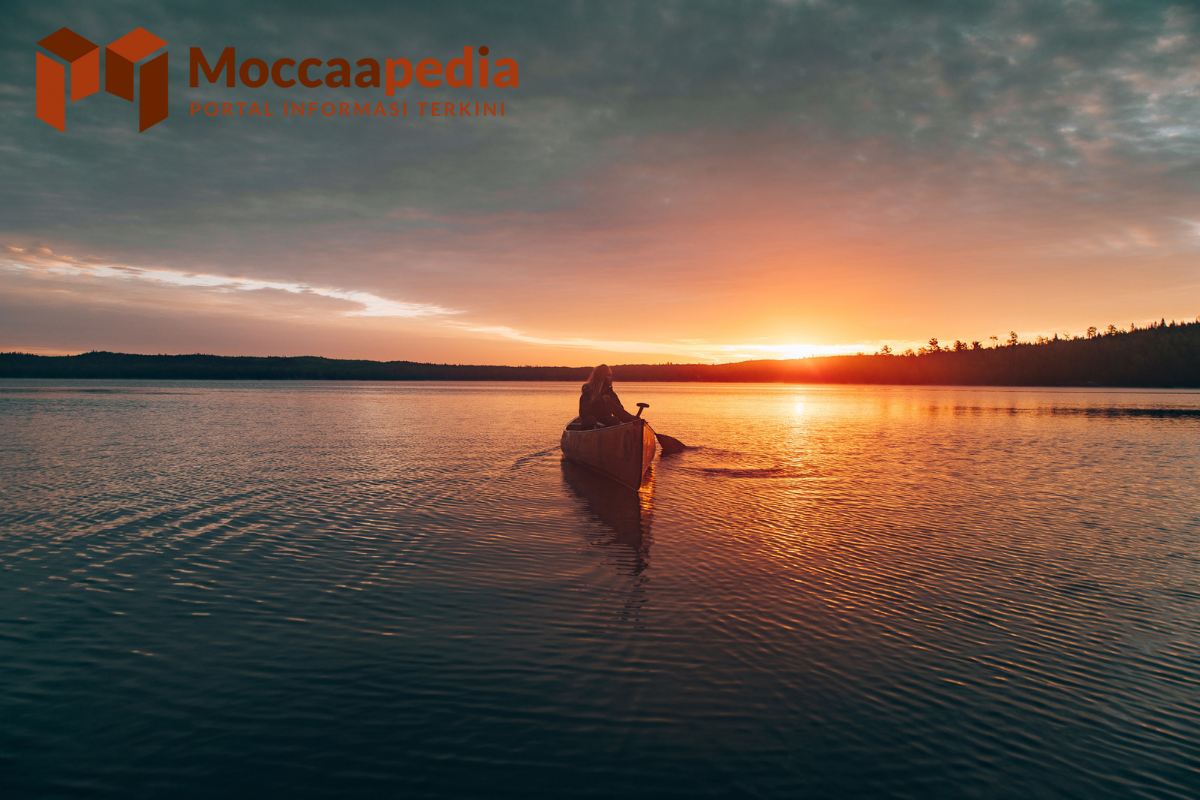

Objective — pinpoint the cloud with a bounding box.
[3,1,1199,362]
[0,245,457,318]
[0,242,899,361]
[6,1,1199,236]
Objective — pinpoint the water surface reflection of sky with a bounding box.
[1,381,1198,797]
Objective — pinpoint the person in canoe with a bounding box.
[579,364,637,429]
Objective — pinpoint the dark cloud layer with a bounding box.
[2,1,1198,361]
[6,1,1197,228]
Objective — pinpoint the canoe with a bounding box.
[560,417,657,490]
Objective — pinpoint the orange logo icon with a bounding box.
[37,27,168,132]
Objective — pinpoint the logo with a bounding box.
[36,27,168,132]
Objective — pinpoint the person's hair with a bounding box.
[585,364,612,401]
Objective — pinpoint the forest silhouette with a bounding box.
[3,318,1198,387]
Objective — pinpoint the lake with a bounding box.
[1,380,1198,798]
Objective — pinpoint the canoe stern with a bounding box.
[561,418,657,490]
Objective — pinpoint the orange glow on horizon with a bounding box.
[5,128,1198,366]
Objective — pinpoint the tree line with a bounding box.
[882,319,1183,357]
[2,317,1198,387]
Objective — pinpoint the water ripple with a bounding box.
[1,381,1199,798]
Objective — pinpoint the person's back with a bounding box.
[578,365,635,428]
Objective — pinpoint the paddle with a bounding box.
[635,403,688,455]
[655,432,688,455]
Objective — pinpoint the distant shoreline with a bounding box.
[3,321,1199,387]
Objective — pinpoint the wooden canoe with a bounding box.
[560,417,657,490]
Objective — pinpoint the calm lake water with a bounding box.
[2,380,1199,798]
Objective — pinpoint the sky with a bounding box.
[2,0,1199,365]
